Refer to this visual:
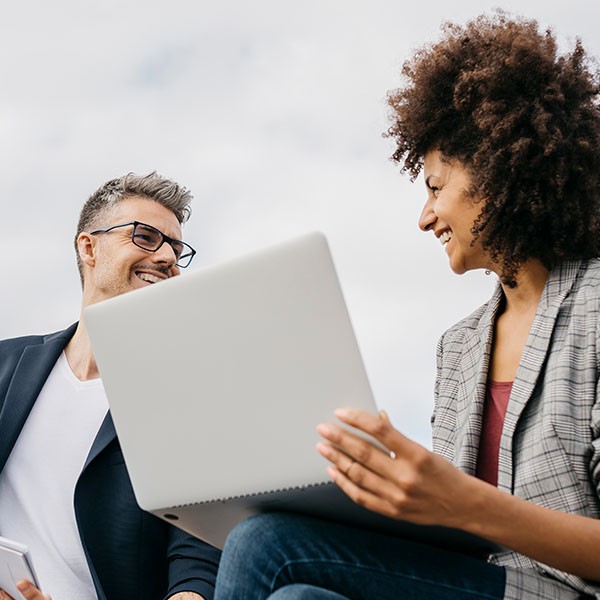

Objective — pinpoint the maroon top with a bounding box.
[475,381,513,487]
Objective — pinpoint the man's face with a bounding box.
[80,196,184,305]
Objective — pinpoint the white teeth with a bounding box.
[440,231,452,246]
[137,272,161,284]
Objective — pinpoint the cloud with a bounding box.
[2,0,598,444]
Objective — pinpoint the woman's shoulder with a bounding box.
[440,289,500,344]
[552,258,600,308]
[575,258,600,288]
[438,259,600,348]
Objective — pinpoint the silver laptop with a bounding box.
[85,231,500,555]
[84,232,377,542]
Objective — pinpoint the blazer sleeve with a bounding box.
[432,332,445,426]
[165,525,221,600]
[591,319,600,499]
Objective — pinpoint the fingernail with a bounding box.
[316,442,332,456]
[379,410,390,421]
[316,423,328,434]
[333,408,349,419]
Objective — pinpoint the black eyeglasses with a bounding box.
[89,221,197,268]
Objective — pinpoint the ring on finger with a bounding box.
[346,458,359,478]
[342,455,354,475]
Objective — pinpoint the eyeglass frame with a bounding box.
[89,221,197,268]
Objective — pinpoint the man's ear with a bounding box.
[77,232,96,269]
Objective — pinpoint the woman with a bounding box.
[214,13,600,600]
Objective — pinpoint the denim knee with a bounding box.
[220,512,296,579]
[224,513,292,557]
[267,584,349,600]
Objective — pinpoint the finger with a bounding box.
[16,581,51,600]
[326,465,405,520]
[316,422,392,475]
[316,441,356,475]
[333,408,422,458]
[317,442,400,498]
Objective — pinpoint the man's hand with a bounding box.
[2,584,204,600]
[0,580,52,600]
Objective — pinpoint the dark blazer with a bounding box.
[0,324,221,600]
[433,260,600,599]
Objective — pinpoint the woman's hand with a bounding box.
[316,407,479,530]
[316,407,600,582]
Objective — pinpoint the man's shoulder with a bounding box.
[0,333,47,355]
[0,326,77,399]
[0,326,76,358]
[1,332,46,345]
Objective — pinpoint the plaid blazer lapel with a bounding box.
[497,261,583,492]
[454,286,503,474]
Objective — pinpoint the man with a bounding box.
[0,173,221,599]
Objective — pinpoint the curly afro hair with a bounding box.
[386,12,600,283]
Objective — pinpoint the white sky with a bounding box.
[2,0,598,446]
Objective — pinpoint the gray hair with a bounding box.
[74,171,193,284]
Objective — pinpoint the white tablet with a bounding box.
[0,536,40,599]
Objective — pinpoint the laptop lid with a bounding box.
[84,231,503,556]
[84,231,376,513]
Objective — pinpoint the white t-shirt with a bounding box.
[0,352,108,599]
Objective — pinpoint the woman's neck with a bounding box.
[498,259,549,316]
[487,259,550,382]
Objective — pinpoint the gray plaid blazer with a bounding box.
[432,259,600,599]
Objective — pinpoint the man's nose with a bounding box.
[153,241,178,267]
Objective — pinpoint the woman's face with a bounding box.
[419,150,492,275]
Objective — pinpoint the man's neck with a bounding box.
[64,318,100,381]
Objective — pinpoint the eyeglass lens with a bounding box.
[132,223,191,266]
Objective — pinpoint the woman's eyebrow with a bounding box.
[425,175,437,188]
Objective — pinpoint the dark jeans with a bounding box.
[214,513,506,599]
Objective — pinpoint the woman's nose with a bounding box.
[418,197,437,232]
